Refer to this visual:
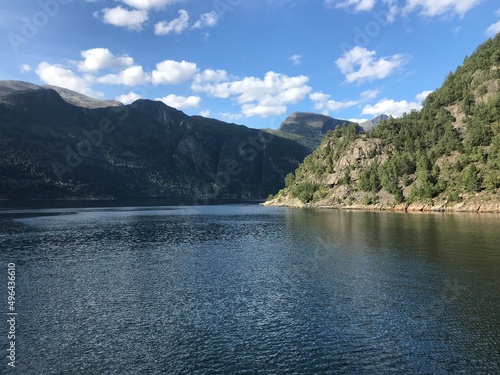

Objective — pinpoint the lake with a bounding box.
[0,204,499,374]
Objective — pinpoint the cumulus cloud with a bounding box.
[193,11,219,29]
[242,97,288,117]
[288,54,302,65]
[310,92,358,114]
[151,60,198,85]
[116,91,142,104]
[97,66,150,86]
[98,6,148,31]
[200,110,211,117]
[486,20,500,37]
[336,46,407,83]
[325,0,376,12]
[361,90,432,117]
[416,90,433,102]
[362,99,421,118]
[77,48,134,73]
[122,0,179,10]
[35,62,102,98]
[155,9,189,35]
[192,70,311,118]
[191,69,231,97]
[156,94,201,109]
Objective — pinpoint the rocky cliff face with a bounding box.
[0,83,312,200]
[265,131,500,212]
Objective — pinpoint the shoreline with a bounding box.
[263,197,500,213]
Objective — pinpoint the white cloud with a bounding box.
[19,64,32,73]
[486,21,500,37]
[360,89,380,101]
[191,69,231,97]
[310,91,358,113]
[98,6,148,31]
[382,0,483,20]
[156,94,201,109]
[35,62,101,98]
[97,66,150,86]
[231,72,311,104]
[200,110,211,117]
[122,0,179,10]
[155,9,189,35]
[362,98,421,118]
[359,90,431,118]
[349,118,370,123]
[325,0,376,12]
[77,48,134,73]
[192,70,311,118]
[151,60,198,85]
[193,11,219,29]
[116,91,142,104]
[330,0,482,21]
[403,0,483,17]
[221,112,243,123]
[416,90,433,102]
[288,54,302,65]
[241,96,288,117]
[336,46,407,83]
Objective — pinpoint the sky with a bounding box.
[1,0,500,129]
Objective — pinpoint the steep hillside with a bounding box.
[266,35,500,212]
[0,84,312,200]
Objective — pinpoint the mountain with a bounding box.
[359,114,391,132]
[266,35,500,212]
[0,82,313,201]
[0,81,123,109]
[277,112,356,142]
[44,85,123,109]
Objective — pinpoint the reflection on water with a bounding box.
[0,205,499,374]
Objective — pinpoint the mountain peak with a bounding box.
[359,114,392,132]
[278,112,356,140]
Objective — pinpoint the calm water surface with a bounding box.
[0,205,499,374]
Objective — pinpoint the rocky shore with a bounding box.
[263,192,500,213]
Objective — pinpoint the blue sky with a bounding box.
[1,0,500,129]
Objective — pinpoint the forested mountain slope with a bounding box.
[266,35,500,212]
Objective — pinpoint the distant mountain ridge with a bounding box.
[278,112,357,140]
[359,114,391,132]
[0,80,123,109]
[0,81,314,200]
